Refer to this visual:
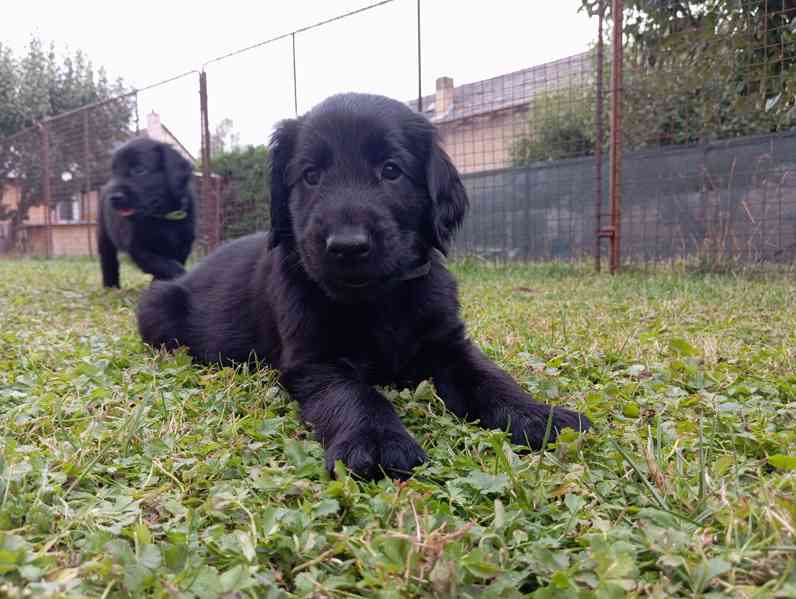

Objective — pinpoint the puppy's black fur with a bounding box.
[138,93,590,479]
[98,138,196,288]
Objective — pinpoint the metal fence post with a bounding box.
[595,0,605,272]
[82,109,93,257]
[609,0,623,273]
[39,122,53,259]
[199,70,219,251]
[292,33,299,117]
[417,0,422,113]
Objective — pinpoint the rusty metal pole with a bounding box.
[134,92,140,134]
[417,0,422,112]
[199,70,219,251]
[595,0,605,273]
[82,109,93,257]
[292,33,298,116]
[609,0,623,274]
[39,122,53,259]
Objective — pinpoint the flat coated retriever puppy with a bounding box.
[98,138,196,288]
[138,93,591,480]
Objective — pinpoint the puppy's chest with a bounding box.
[329,314,421,382]
[137,221,181,244]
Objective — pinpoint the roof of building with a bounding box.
[410,51,594,123]
[134,121,196,163]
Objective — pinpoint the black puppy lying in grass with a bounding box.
[98,138,196,288]
[138,93,591,479]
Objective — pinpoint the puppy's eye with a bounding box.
[303,168,321,186]
[130,165,147,177]
[381,162,402,181]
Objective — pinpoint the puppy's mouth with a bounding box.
[328,270,403,296]
[322,273,385,299]
[117,208,137,217]
[339,276,371,289]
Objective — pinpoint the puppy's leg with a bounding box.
[129,246,186,281]
[282,363,426,480]
[98,227,120,288]
[137,280,189,351]
[430,340,591,449]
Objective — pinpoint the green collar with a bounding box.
[153,196,190,221]
[161,210,188,221]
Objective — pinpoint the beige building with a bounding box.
[0,184,102,257]
[0,112,195,257]
[412,51,593,174]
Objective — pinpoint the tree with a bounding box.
[211,144,270,240]
[0,45,21,136]
[0,36,133,226]
[210,118,240,158]
[510,88,597,166]
[579,0,796,143]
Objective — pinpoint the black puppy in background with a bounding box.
[138,93,590,480]
[98,138,196,288]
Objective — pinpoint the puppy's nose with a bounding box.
[326,229,371,259]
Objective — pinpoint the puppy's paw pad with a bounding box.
[325,430,426,481]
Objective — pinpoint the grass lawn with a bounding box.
[0,257,795,598]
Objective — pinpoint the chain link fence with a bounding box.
[450,51,600,262]
[611,0,796,265]
[0,77,207,258]
[0,94,137,256]
[3,0,796,269]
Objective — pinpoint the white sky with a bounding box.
[5,0,597,156]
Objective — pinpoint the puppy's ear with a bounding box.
[159,144,192,200]
[426,137,469,255]
[268,118,301,248]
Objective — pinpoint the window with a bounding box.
[57,196,81,223]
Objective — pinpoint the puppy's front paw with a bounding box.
[325,429,427,480]
[503,401,591,449]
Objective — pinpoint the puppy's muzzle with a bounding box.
[108,191,137,217]
[325,227,371,260]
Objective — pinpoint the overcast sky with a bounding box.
[6,0,597,155]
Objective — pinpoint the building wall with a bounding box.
[437,107,530,174]
[1,185,98,224]
[420,52,594,175]
[51,224,97,256]
[0,183,21,251]
[19,223,98,257]
[2,112,189,256]
[20,227,47,256]
[1,182,21,215]
[2,184,100,255]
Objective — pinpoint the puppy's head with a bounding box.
[103,138,192,218]
[269,93,468,302]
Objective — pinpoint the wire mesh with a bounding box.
[0,75,206,258]
[614,0,796,265]
[0,94,137,257]
[201,0,417,247]
[446,52,599,261]
[201,38,294,245]
[135,73,206,252]
[3,1,796,267]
